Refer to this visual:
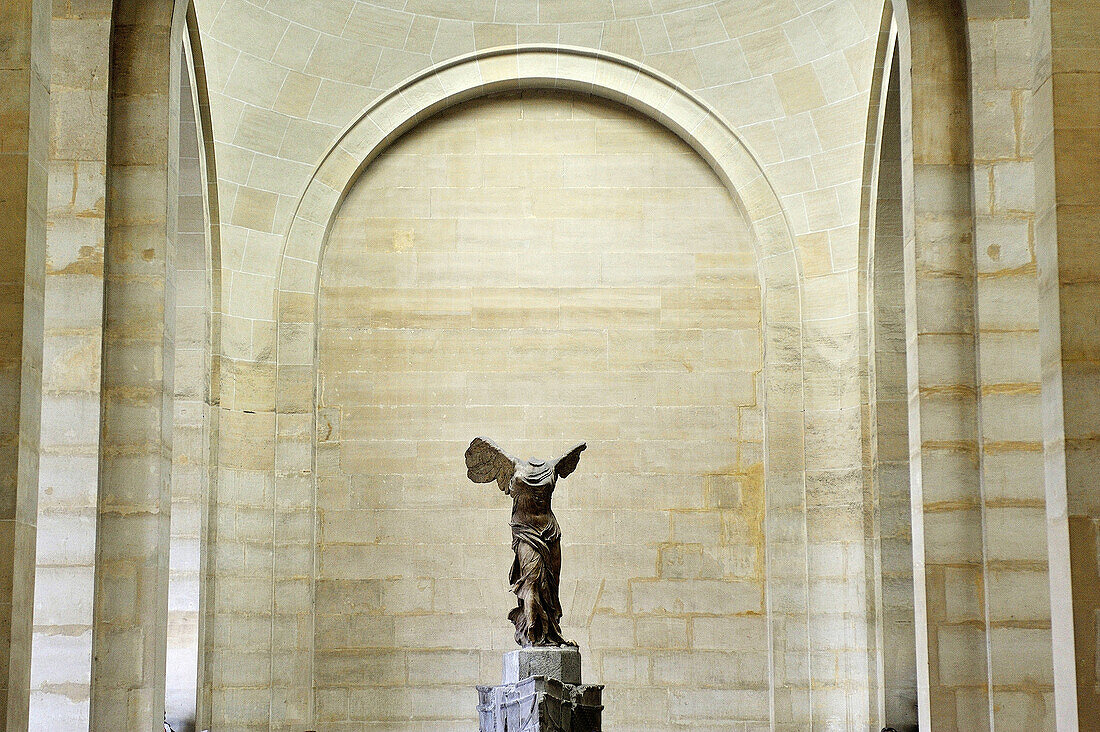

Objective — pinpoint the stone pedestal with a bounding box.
[477,647,603,731]
[503,647,582,685]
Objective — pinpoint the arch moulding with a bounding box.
[268,44,816,727]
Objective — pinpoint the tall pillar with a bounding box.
[870,49,920,731]
[0,0,50,727]
[27,2,112,729]
[965,0,1076,727]
[1051,0,1100,726]
[90,1,184,728]
[903,0,990,727]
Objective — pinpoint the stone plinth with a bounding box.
[477,647,603,731]
[503,647,581,685]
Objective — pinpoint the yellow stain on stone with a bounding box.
[46,244,103,276]
[980,382,1041,396]
[739,462,766,585]
[391,229,414,251]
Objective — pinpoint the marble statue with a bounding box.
[465,437,586,648]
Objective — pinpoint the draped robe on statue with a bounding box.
[508,461,567,647]
[465,438,586,648]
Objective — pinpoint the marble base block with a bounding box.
[478,647,603,731]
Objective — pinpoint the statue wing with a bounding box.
[465,437,518,493]
[554,442,587,479]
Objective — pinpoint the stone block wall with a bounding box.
[962,2,1068,725]
[903,1,988,724]
[190,0,886,724]
[315,90,765,729]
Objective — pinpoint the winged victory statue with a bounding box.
[465,437,586,648]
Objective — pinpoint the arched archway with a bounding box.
[859,9,918,728]
[316,86,765,727]
[6,1,1085,729]
[863,2,986,728]
[269,45,810,728]
[164,10,222,731]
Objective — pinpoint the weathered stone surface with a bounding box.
[477,678,604,732]
[480,646,601,730]
[16,2,1094,729]
[478,674,602,731]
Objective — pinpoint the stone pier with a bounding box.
[477,647,603,731]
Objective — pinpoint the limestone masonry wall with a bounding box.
[316,90,765,729]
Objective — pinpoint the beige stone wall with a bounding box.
[964,1,1068,726]
[893,0,1075,727]
[902,1,989,725]
[315,90,764,729]
[1052,0,1100,724]
[90,2,191,729]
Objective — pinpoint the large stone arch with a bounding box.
[166,9,223,732]
[269,45,821,728]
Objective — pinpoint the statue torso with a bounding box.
[510,460,556,530]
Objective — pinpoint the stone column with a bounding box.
[1051,0,1100,726]
[27,2,112,729]
[0,0,50,727]
[965,0,1077,727]
[90,1,185,728]
[903,0,989,727]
